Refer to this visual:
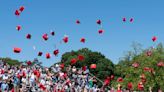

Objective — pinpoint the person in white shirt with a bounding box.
[2,73,8,80]
[72,66,77,73]
[40,78,46,85]
[30,73,35,86]
[22,77,26,84]
[46,80,51,90]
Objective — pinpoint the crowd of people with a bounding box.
[0,61,162,92]
[0,61,110,92]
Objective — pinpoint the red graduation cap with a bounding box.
[96,19,101,25]
[132,62,139,68]
[76,20,80,24]
[33,70,37,75]
[110,75,115,80]
[42,34,48,41]
[53,49,59,56]
[39,84,46,90]
[104,78,110,86]
[143,67,152,72]
[13,47,21,53]
[38,52,43,56]
[82,66,87,71]
[152,36,157,42]
[117,77,123,82]
[80,38,85,43]
[146,50,152,56]
[157,61,164,67]
[78,55,84,61]
[130,18,133,22]
[63,36,69,43]
[19,6,25,12]
[143,67,149,71]
[16,25,21,31]
[60,63,65,69]
[141,77,146,83]
[26,34,31,39]
[26,61,32,65]
[98,29,104,34]
[140,74,146,79]
[123,17,126,22]
[15,10,20,16]
[46,53,51,59]
[63,73,67,78]
[90,64,96,69]
[51,31,55,36]
[138,82,144,91]
[70,58,77,65]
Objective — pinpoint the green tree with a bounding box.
[0,57,20,65]
[58,48,114,81]
[113,43,164,91]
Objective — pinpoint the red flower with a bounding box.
[78,55,84,61]
[117,77,123,82]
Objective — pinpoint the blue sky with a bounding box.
[0,0,164,67]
